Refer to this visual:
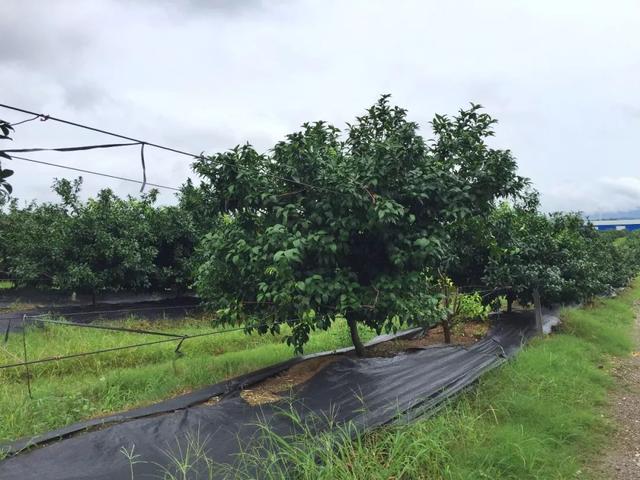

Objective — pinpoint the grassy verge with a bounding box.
[225,281,640,479]
[0,316,377,443]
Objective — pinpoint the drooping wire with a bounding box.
[8,155,181,192]
[0,104,196,158]
[1,142,140,154]
[0,103,350,197]
[9,114,41,127]
[0,316,297,370]
[139,143,147,192]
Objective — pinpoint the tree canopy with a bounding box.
[483,202,639,309]
[1,178,197,300]
[192,96,527,355]
[1,97,639,355]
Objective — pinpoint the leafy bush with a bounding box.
[438,276,490,343]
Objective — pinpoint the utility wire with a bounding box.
[26,303,200,319]
[9,114,40,127]
[0,318,296,370]
[0,336,184,370]
[9,155,181,192]
[0,103,349,196]
[0,104,196,158]
[1,142,140,154]
[30,317,188,339]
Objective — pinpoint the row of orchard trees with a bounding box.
[0,178,198,302]
[187,97,640,355]
[483,202,640,310]
[1,97,639,353]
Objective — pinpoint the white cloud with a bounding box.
[0,0,639,210]
[541,177,640,214]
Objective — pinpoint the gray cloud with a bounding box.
[541,177,640,214]
[1,0,639,212]
[0,2,93,66]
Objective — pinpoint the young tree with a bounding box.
[193,97,526,355]
[438,275,490,343]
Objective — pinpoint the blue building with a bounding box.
[590,219,640,232]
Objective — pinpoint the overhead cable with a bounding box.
[8,155,181,191]
[0,104,197,158]
[0,103,347,196]
[1,142,140,154]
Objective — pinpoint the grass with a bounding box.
[0,280,13,289]
[158,280,639,480]
[0,315,378,443]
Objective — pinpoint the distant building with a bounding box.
[590,218,640,231]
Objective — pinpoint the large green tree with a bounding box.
[192,97,526,355]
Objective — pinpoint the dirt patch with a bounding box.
[241,356,340,406]
[590,305,640,479]
[366,321,489,357]
[241,322,490,406]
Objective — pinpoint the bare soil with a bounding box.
[366,321,488,357]
[241,356,341,405]
[590,306,640,479]
[241,321,489,406]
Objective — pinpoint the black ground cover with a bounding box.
[0,296,201,337]
[0,311,547,480]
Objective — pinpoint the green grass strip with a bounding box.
[0,317,377,443]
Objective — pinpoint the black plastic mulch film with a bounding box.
[0,310,555,480]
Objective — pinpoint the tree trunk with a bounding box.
[442,319,452,344]
[532,288,543,337]
[506,292,514,313]
[346,313,366,357]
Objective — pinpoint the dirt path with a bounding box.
[591,306,640,479]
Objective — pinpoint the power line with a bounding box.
[0,104,197,158]
[1,142,139,154]
[0,103,350,196]
[0,317,296,370]
[9,155,182,192]
[9,114,40,127]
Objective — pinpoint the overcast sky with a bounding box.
[1,0,639,214]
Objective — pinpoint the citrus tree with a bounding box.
[2,195,70,289]
[147,203,198,294]
[192,97,526,355]
[482,203,638,309]
[438,275,490,343]
[50,179,158,302]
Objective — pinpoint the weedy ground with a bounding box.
[0,316,378,443]
[143,280,640,480]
